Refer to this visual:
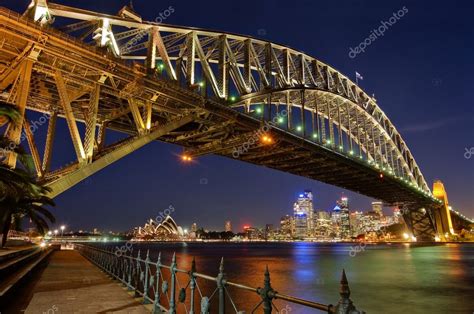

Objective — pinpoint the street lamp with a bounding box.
[54,229,58,240]
[60,225,65,237]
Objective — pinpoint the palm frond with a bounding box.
[0,101,20,123]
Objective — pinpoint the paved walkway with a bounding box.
[25,250,150,313]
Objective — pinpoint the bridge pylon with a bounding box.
[432,180,454,241]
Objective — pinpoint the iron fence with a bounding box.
[75,244,365,313]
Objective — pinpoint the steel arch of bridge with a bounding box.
[1,2,469,240]
[38,1,429,192]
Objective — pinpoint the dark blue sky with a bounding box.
[3,0,473,232]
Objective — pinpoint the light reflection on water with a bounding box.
[100,242,474,313]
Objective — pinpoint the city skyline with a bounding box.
[54,191,402,233]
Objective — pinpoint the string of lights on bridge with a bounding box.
[176,92,441,204]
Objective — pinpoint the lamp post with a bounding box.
[54,229,58,241]
[60,225,65,238]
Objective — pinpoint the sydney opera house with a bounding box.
[133,216,185,240]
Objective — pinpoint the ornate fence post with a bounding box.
[127,255,134,290]
[120,255,127,285]
[189,257,196,314]
[153,252,162,314]
[217,257,226,314]
[135,250,141,297]
[258,266,275,314]
[333,269,365,314]
[169,252,177,314]
[143,250,151,304]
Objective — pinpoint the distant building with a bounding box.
[265,224,274,239]
[243,226,261,240]
[191,223,198,232]
[134,215,184,240]
[372,201,383,217]
[360,211,381,233]
[350,211,364,236]
[293,190,314,238]
[225,221,232,232]
[334,197,351,239]
[317,211,330,220]
[280,215,293,238]
[393,207,403,223]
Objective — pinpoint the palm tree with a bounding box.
[0,100,55,248]
[1,185,56,246]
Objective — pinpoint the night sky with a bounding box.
[3,0,473,232]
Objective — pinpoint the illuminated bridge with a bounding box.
[0,1,472,241]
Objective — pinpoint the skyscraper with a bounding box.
[225,220,232,232]
[293,190,314,238]
[335,197,351,239]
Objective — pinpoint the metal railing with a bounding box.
[76,244,365,313]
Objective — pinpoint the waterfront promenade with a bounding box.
[24,250,149,313]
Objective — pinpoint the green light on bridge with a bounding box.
[230,96,237,102]
[312,133,318,139]
[296,125,303,132]
[278,117,284,123]
[255,107,262,114]
[198,81,205,87]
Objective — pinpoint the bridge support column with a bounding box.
[432,180,454,240]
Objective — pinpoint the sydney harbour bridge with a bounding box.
[0,1,471,241]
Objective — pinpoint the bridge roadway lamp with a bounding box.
[181,154,192,162]
[60,225,65,237]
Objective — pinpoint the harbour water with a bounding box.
[102,242,474,313]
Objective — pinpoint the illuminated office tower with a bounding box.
[293,190,314,238]
[280,215,293,238]
[336,197,351,239]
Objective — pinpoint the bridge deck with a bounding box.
[25,249,149,313]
